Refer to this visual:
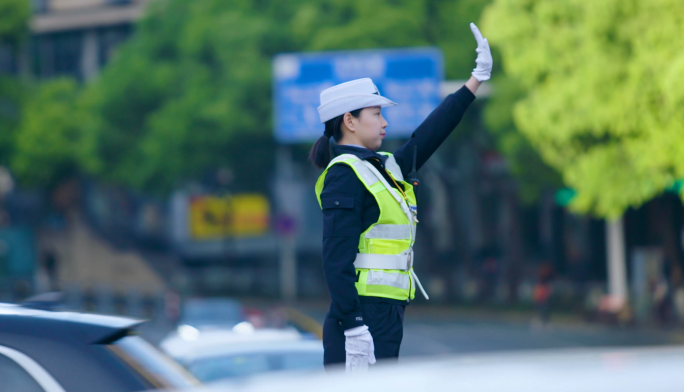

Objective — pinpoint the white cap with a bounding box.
[317,78,397,123]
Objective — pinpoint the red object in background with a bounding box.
[533,284,551,303]
[241,306,290,329]
[534,263,554,303]
[243,307,265,329]
[480,150,507,174]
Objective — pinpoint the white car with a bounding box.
[159,324,323,382]
[177,298,245,330]
[162,345,684,392]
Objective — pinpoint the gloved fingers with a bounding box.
[346,338,359,355]
[353,338,363,354]
[346,353,357,369]
[357,356,370,370]
[368,333,376,364]
[345,332,376,365]
[470,22,486,47]
[346,336,371,356]
[347,354,369,373]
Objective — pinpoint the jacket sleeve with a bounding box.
[393,85,476,178]
[320,163,366,330]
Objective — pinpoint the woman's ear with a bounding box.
[343,112,356,133]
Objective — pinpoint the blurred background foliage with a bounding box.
[0,0,30,42]
[3,0,683,218]
[483,0,684,218]
[12,78,100,189]
[4,0,500,195]
[0,0,30,169]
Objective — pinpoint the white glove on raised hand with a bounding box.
[344,325,376,373]
[470,22,493,82]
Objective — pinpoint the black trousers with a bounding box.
[323,303,405,367]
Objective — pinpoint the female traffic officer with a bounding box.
[309,23,492,372]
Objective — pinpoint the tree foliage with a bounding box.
[0,0,29,44]
[482,0,684,218]
[0,0,30,168]
[6,0,494,192]
[483,75,562,204]
[12,79,99,188]
[85,0,491,194]
[0,78,26,167]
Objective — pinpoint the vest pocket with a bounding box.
[321,195,356,237]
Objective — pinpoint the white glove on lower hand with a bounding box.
[344,325,376,373]
[470,22,493,82]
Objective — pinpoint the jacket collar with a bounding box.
[332,144,388,165]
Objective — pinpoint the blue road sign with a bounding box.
[273,48,444,144]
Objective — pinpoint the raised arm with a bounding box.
[465,76,482,95]
[393,23,492,176]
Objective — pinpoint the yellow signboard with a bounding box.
[189,194,270,240]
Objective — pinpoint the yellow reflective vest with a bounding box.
[316,152,428,301]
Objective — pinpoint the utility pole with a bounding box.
[606,218,628,308]
[276,147,297,301]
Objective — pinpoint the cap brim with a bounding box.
[318,94,397,123]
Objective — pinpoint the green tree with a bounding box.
[483,76,562,204]
[86,0,491,194]
[290,0,490,79]
[0,0,30,167]
[482,0,684,218]
[85,0,276,193]
[0,0,29,42]
[12,79,99,188]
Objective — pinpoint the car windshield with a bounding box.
[111,336,200,389]
[186,351,323,382]
[182,299,243,326]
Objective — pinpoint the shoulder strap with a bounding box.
[326,154,379,188]
[376,152,404,182]
[326,153,358,168]
[359,160,415,243]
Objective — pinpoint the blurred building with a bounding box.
[16,0,151,80]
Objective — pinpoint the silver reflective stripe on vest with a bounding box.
[350,160,380,187]
[360,160,416,243]
[384,155,404,182]
[329,154,379,187]
[364,224,412,240]
[354,252,412,271]
[366,270,410,290]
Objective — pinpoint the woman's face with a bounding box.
[348,106,388,150]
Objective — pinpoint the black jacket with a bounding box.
[320,86,476,330]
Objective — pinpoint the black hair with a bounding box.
[309,108,362,169]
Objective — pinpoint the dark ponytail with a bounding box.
[309,109,362,169]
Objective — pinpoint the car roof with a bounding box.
[180,340,323,363]
[160,328,304,360]
[178,345,684,392]
[0,303,143,344]
[184,298,242,306]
